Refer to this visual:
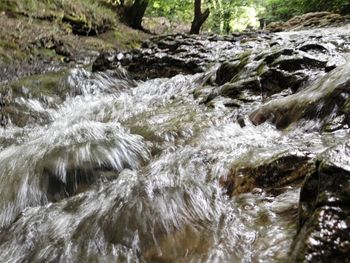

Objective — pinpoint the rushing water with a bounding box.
[0,26,349,262]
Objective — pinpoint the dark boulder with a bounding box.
[250,62,350,131]
[270,54,327,71]
[207,46,333,105]
[221,152,315,196]
[298,43,329,53]
[262,48,294,64]
[291,141,350,262]
[215,52,251,85]
[91,33,276,80]
[260,68,308,94]
[219,77,261,99]
[92,33,242,80]
[92,52,118,72]
[215,61,242,85]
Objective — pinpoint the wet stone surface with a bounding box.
[92,32,272,80]
[221,152,316,196]
[292,141,350,262]
[250,61,350,131]
[195,29,348,107]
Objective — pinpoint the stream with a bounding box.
[0,25,350,262]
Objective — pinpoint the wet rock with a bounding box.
[298,43,329,53]
[215,60,246,85]
[92,52,118,72]
[325,64,337,72]
[270,54,327,71]
[237,115,246,127]
[291,141,350,262]
[250,61,350,131]
[219,77,261,98]
[292,206,350,263]
[0,114,9,127]
[262,48,294,64]
[260,69,308,94]
[207,46,332,104]
[92,33,248,80]
[92,29,347,90]
[221,152,315,196]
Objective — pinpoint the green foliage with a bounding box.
[146,0,350,33]
[146,0,264,33]
[3,0,348,34]
[264,0,301,22]
[264,0,350,22]
[206,0,264,33]
[147,0,193,21]
[299,0,350,13]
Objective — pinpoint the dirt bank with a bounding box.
[0,1,149,84]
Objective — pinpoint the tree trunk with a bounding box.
[124,0,149,30]
[190,0,210,34]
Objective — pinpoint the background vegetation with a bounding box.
[146,0,264,33]
[265,0,350,23]
[2,0,348,34]
[145,0,350,33]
